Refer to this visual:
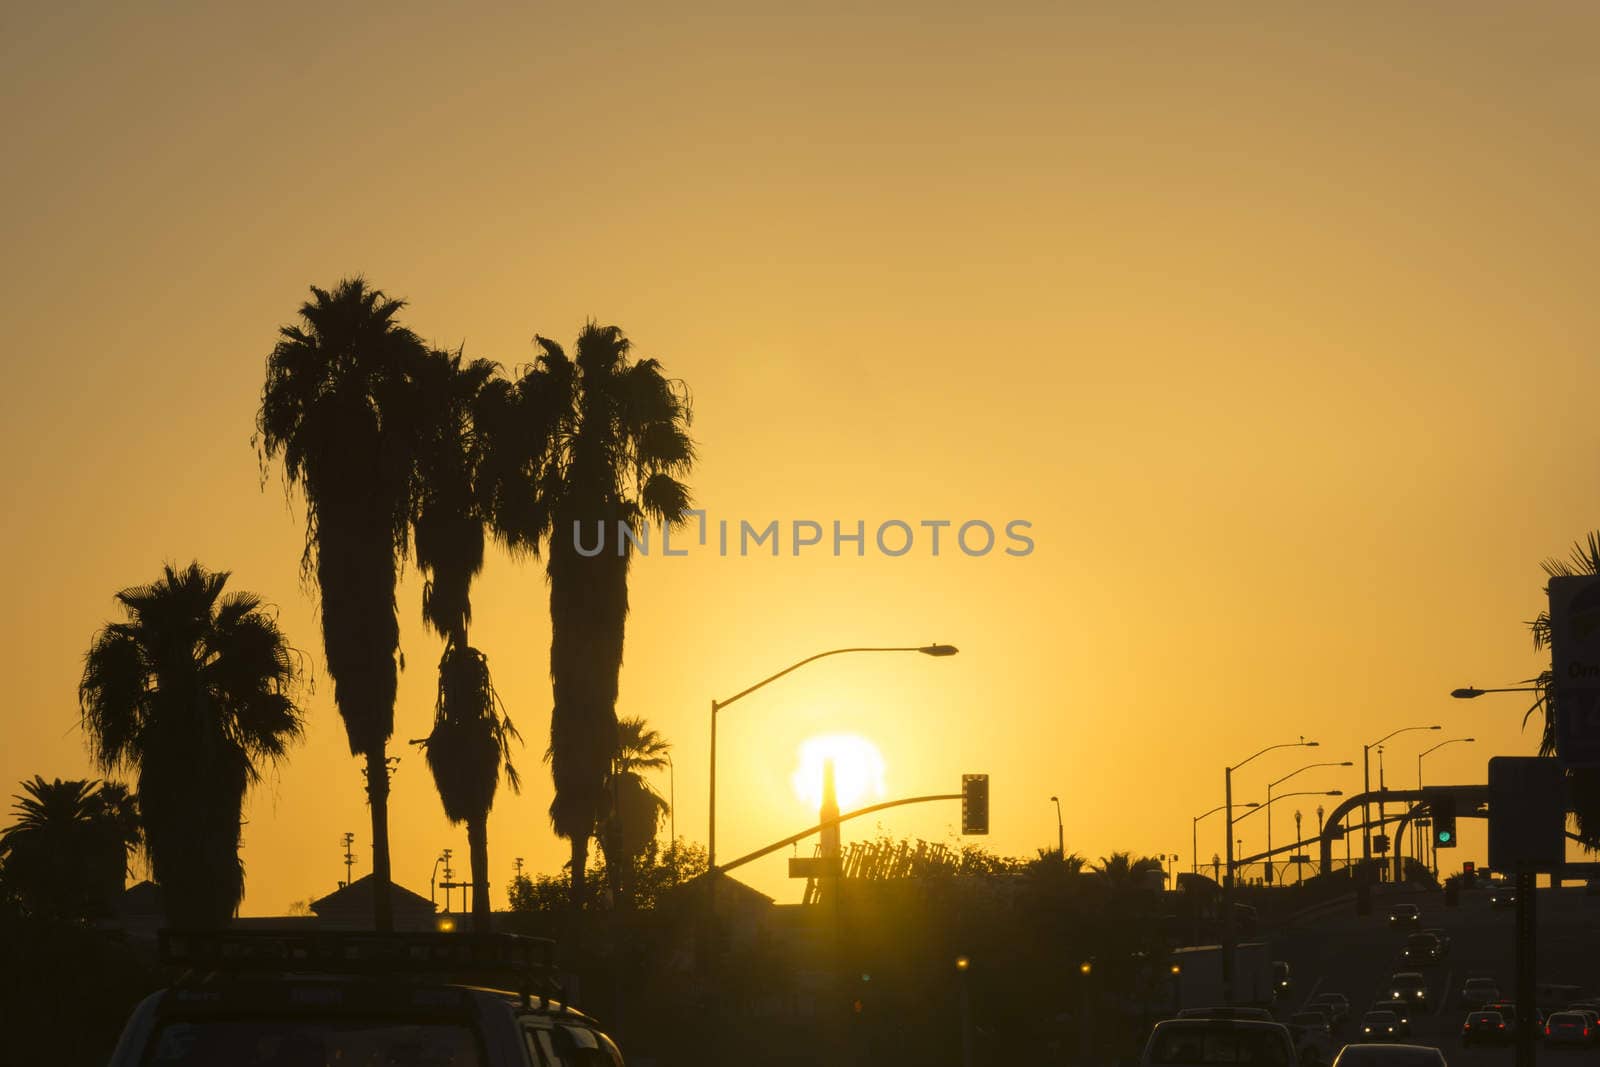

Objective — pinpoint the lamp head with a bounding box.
[919,644,959,657]
[1339,761,1354,767]
[1050,795,1059,802]
[1326,790,1344,796]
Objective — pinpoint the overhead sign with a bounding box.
[1546,575,1600,766]
[1488,756,1565,872]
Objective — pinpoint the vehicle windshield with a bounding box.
[142,1019,481,1066]
[1405,935,1433,946]
[1332,1048,1442,1067]
[1291,1014,1325,1026]
[1147,1025,1292,1065]
[1362,1013,1397,1024]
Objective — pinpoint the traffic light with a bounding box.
[961,774,989,835]
[1432,796,1457,848]
[1463,861,1476,877]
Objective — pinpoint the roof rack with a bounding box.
[159,930,564,1007]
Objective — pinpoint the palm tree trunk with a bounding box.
[570,834,588,908]
[467,816,491,931]
[366,747,393,931]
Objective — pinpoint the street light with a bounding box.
[1049,796,1064,859]
[1418,737,1474,875]
[1223,738,1317,1002]
[1235,789,1343,876]
[664,750,676,849]
[1265,761,1352,883]
[1362,726,1440,865]
[708,644,957,876]
[1194,802,1257,875]
[1450,685,1538,699]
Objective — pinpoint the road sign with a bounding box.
[1290,854,1309,864]
[789,856,843,879]
[1546,575,1600,766]
[1488,756,1565,871]
[961,774,989,835]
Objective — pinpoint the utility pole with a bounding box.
[341,832,355,887]
[514,857,525,880]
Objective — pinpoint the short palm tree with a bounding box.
[599,717,671,907]
[1092,851,1166,890]
[410,346,521,931]
[0,777,141,920]
[476,325,694,906]
[79,563,304,927]
[1528,532,1600,848]
[257,277,428,929]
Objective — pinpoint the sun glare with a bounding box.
[791,733,887,812]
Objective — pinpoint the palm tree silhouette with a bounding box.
[257,278,428,930]
[409,346,522,931]
[0,777,141,920]
[1528,532,1600,847]
[476,324,694,906]
[1092,851,1166,890]
[599,716,671,908]
[79,563,304,927]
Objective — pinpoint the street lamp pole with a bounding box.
[1050,795,1064,859]
[1194,802,1256,876]
[1361,725,1441,866]
[1418,737,1474,876]
[1223,738,1317,1003]
[707,643,957,878]
[664,750,676,849]
[1265,760,1352,885]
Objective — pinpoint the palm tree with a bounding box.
[410,346,522,931]
[79,563,304,927]
[599,717,671,907]
[0,777,141,920]
[476,325,694,906]
[1092,851,1166,890]
[256,277,429,929]
[1527,532,1600,848]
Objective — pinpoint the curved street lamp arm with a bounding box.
[1231,739,1318,774]
[714,645,955,710]
[1269,760,1354,789]
[1368,724,1441,748]
[1233,790,1342,824]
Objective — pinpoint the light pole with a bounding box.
[1362,725,1440,866]
[1265,761,1352,884]
[1293,811,1304,885]
[664,750,676,849]
[708,643,957,878]
[1194,802,1256,875]
[430,850,446,909]
[1234,790,1343,881]
[1049,795,1064,859]
[1418,737,1474,875]
[1223,738,1317,1002]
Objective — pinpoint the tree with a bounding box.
[257,277,429,929]
[1526,532,1600,848]
[1091,851,1165,890]
[79,563,304,927]
[409,347,521,931]
[0,777,141,921]
[476,325,694,906]
[599,717,671,908]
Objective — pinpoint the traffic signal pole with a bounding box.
[1516,871,1537,1067]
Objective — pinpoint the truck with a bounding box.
[1170,942,1274,1010]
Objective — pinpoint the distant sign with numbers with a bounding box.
[1548,575,1600,766]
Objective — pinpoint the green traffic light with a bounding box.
[1437,830,1452,843]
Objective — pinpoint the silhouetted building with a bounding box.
[310,874,437,930]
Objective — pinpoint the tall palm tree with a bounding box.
[476,324,694,906]
[79,563,304,927]
[1091,851,1166,890]
[599,717,671,907]
[410,346,521,931]
[1527,532,1600,848]
[0,777,141,920]
[257,277,429,929]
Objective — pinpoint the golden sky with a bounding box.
[4,4,1599,912]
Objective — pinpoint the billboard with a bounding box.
[1546,575,1600,767]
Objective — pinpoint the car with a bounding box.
[105,930,624,1067]
[1272,960,1293,998]
[1368,1003,1412,1037]
[1483,1001,1543,1030]
[1490,885,1517,908]
[1177,1007,1275,1021]
[1421,928,1451,956]
[1543,1011,1593,1047]
[1311,993,1351,1027]
[1400,933,1441,966]
[1140,1018,1298,1066]
[1463,1010,1510,1045]
[1329,1043,1448,1067]
[1386,904,1421,928]
[1459,977,1500,1008]
[1385,972,1430,1011]
[1289,1010,1335,1047]
[1357,1011,1402,1042]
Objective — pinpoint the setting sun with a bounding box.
[790,733,887,812]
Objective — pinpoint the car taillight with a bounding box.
[1499,1023,1506,1029]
